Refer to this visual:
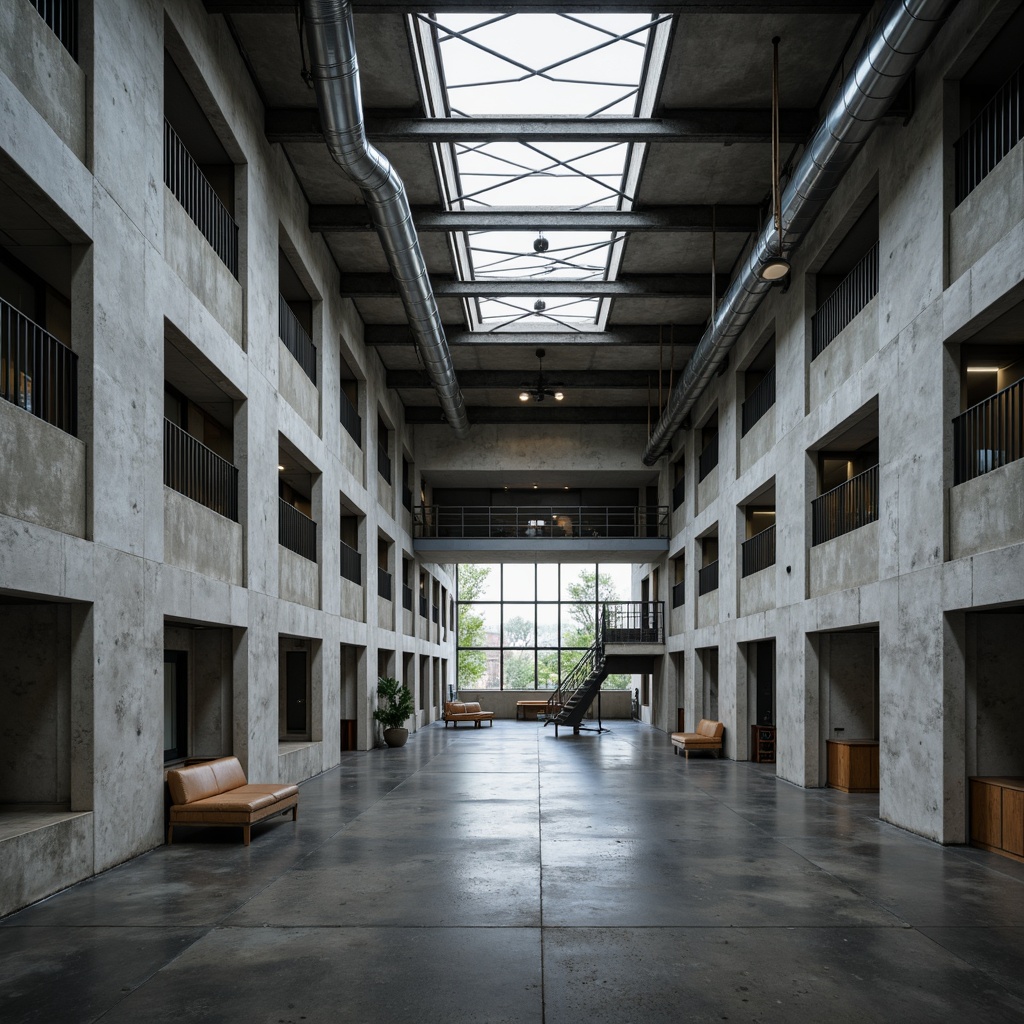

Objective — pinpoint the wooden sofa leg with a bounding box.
[167,825,174,844]
[242,825,251,846]
[292,806,298,821]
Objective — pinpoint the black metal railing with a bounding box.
[953,378,1023,484]
[811,465,878,545]
[742,365,776,436]
[698,560,719,596]
[163,119,238,277]
[419,594,428,618]
[378,444,392,484]
[1,297,77,435]
[602,601,665,644]
[30,0,77,60]
[672,475,685,510]
[279,498,317,561]
[278,296,316,384]
[402,584,413,611]
[164,419,238,521]
[697,433,719,482]
[339,540,360,584]
[671,579,685,608]
[811,241,879,359]
[412,505,670,540]
[741,523,776,577]
[378,567,392,601]
[954,64,1023,206]
[339,387,361,445]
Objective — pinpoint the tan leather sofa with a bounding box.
[671,719,725,758]
[443,700,495,728]
[166,756,298,846]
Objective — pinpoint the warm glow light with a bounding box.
[519,391,530,401]
[759,257,791,281]
[966,366,1000,373]
[278,464,285,471]
[554,391,564,401]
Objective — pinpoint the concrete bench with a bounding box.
[166,756,298,846]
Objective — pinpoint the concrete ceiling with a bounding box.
[216,3,866,426]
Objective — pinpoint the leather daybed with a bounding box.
[443,700,495,728]
[671,719,725,758]
[166,756,298,845]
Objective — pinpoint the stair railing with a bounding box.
[545,614,605,723]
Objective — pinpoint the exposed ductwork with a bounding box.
[301,0,470,439]
[642,0,954,466]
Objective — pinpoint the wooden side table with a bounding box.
[970,777,1024,862]
[826,739,879,792]
[751,724,776,763]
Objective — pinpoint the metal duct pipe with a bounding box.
[301,0,470,439]
[642,0,953,466]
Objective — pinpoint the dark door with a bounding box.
[163,650,188,762]
[756,640,775,725]
[286,650,308,733]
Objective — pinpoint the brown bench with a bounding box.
[166,756,298,846]
[443,701,494,728]
[671,719,725,759]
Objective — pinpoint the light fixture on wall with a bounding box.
[518,348,564,402]
[759,36,791,283]
[533,232,549,253]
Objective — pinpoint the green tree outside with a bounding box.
[456,564,491,686]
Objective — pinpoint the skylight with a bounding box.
[412,12,671,332]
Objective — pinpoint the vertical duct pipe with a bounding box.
[301,0,470,439]
[642,0,954,466]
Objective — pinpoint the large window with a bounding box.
[456,563,633,690]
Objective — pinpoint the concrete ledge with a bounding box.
[279,545,319,608]
[740,563,776,617]
[810,521,879,597]
[0,810,93,917]
[810,298,879,411]
[277,741,322,784]
[949,458,1024,560]
[278,340,320,436]
[164,487,243,586]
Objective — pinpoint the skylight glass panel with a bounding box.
[416,11,667,332]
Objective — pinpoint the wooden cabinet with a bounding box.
[751,725,776,764]
[826,739,879,793]
[970,777,1024,862]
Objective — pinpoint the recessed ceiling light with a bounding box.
[965,366,1000,373]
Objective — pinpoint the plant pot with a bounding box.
[382,727,409,748]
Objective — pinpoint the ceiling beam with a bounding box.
[266,108,817,145]
[210,2,870,13]
[311,204,761,234]
[403,406,650,426]
[365,325,706,346]
[340,274,729,298]
[390,370,654,388]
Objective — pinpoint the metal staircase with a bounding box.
[544,602,664,736]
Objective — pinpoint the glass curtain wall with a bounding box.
[457,563,632,689]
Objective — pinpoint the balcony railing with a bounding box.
[811,464,878,546]
[672,476,685,510]
[811,241,879,359]
[413,505,670,540]
[163,119,238,277]
[402,584,413,611]
[671,579,685,608]
[339,387,361,445]
[954,63,1023,206]
[697,433,719,482]
[602,601,665,644]
[742,365,776,436]
[741,523,776,577]
[953,378,1023,485]
[339,540,360,584]
[164,419,238,521]
[1,297,77,435]
[698,560,719,596]
[279,498,317,561]
[378,567,392,601]
[279,296,316,384]
[30,0,77,60]
[378,444,392,484]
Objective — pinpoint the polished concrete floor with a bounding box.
[3,720,1024,1023]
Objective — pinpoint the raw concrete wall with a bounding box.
[970,613,1024,778]
[0,405,86,537]
[278,342,320,436]
[809,299,879,411]
[279,546,319,608]
[948,460,1024,559]
[740,564,775,617]
[163,487,244,585]
[822,632,878,741]
[809,522,878,597]
[0,604,71,803]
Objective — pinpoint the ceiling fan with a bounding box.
[518,348,564,403]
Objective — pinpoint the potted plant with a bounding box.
[373,676,414,748]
